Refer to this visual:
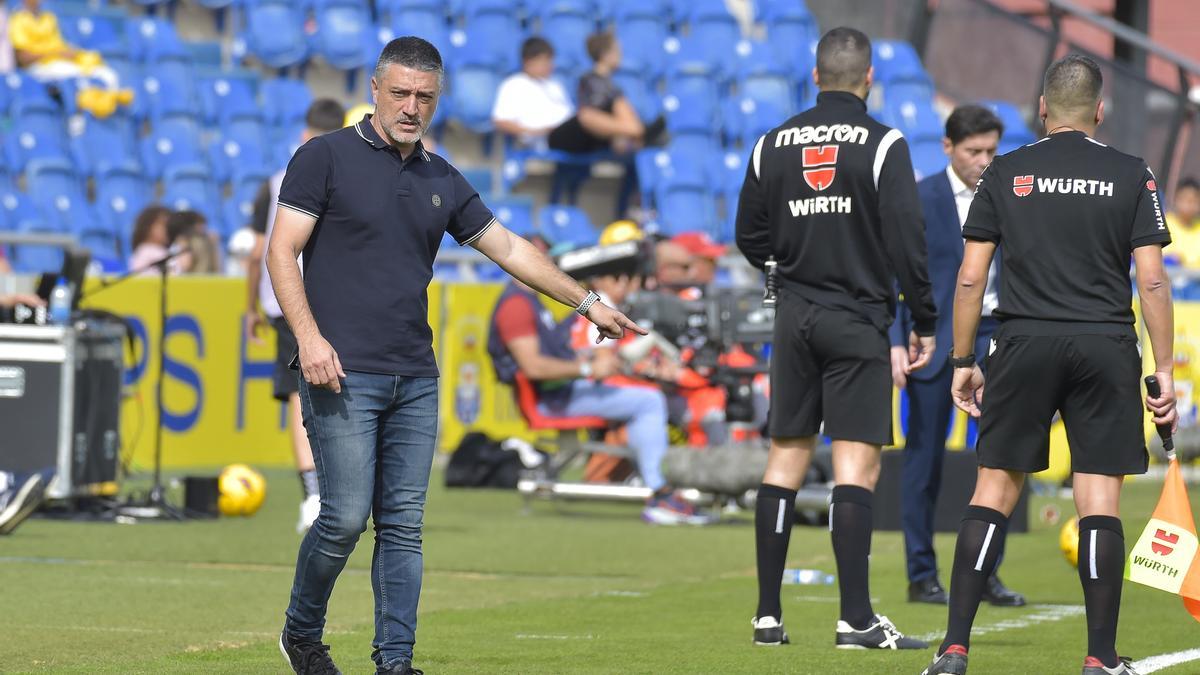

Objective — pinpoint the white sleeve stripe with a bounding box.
[460,216,497,246]
[752,135,765,180]
[277,202,319,220]
[873,128,904,190]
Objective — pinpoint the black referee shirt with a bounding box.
[964,130,1170,329]
[736,91,938,335]
[277,114,496,376]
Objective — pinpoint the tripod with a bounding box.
[85,245,190,521]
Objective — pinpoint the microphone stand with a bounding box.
[84,245,190,521]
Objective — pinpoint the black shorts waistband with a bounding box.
[998,318,1135,337]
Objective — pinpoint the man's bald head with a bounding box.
[1043,54,1103,124]
[815,27,872,92]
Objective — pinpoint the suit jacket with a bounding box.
[890,169,995,381]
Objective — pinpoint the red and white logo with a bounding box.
[1013,175,1034,197]
[1148,179,1157,192]
[1153,528,1180,556]
[802,145,839,191]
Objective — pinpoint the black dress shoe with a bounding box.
[982,574,1026,607]
[908,577,949,604]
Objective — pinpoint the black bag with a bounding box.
[445,432,525,489]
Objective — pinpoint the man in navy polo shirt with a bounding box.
[267,37,643,675]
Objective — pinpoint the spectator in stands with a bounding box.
[167,210,220,275]
[128,205,177,275]
[245,98,345,535]
[487,241,706,525]
[1166,177,1200,268]
[654,238,696,290]
[672,231,725,288]
[492,37,574,151]
[9,0,129,110]
[549,32,664,216]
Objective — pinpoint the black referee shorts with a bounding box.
[977,322,1148,476]
[768,293,892,445]
[271,316,300,402]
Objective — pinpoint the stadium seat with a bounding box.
[663,36,727,83]
[447,59,501,134]
[68,111,140,178]
[489,197,534,237]
[663,75,720,137]
[56,7,127,53]
[11,213,65,274]
[451,17,522,75]
[872,40,931,87]
[378,0,447,18]
[536,2,595,78]
[269,122,306,169]
[722,96,787,150]
[388,8,452,57]
[212,123,273,187]
[311,0,374,73]
[612,13,668,78]
[223,176,265,235]
[242,0,309,69]
[611,69,661,127]
[909,139,948,181]
[198,72,261,126]
[633,148,667,208]
[140,115,208,180]
[882,97,943,145]
[718,149,747,241]
[1,72,55,117]
[682,0,740,53]
[261,78,313,127]
[25,157,95,236]
[537,204,595,247]
[94,165,152,257]
[141,60,199,122]
[127,17,188,63]
[654,173,721,238]
[162,166,222,230]
[760,0,818,76]
[5,107,70,174]
[981,99,1037,152]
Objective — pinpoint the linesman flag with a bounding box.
[1126,376,1200,621]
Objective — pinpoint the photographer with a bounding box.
[488,240,705,525]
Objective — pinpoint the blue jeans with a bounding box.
[285,372,439,669]
[539,380,669,490]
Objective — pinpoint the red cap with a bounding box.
[671,231,727,259]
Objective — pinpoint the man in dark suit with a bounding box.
[889,105,1026,606]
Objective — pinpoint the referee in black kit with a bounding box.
[737,27,937,650]
[923,55,1176,675]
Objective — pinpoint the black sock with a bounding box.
[1078,515,1125,668]
[299,470,319,499]
[755,483,796,621]
[830,484,875,629]
[941,505,1008,653]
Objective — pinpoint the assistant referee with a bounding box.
[737,27,937,651]
[923,54,1176,675]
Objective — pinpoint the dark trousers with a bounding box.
[902,319,996,583]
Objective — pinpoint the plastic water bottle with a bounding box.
[781,568,835,585]
[49,279,72,326]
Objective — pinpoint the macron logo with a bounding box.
[776,124,869,148]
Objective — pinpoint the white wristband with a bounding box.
[576,290,600,316]
[579,360,593,379]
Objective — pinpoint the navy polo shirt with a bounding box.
[277,115,495,376]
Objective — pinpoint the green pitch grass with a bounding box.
[2,469,1197,674]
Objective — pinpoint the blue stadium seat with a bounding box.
[261,78,312,127]
[683,0,740,52]
[198,72,261,126]
[872,40,930,87]
[69,111,140,178]
[1,72,55,117]
[722,97,787,150]
[909,139,948,181]
[760,0,818,75]
[613,14,669,79]
[718,149,747,241]
[452,16,522,74]
[187,41,225,69]
[127,17,188,62]
[489,197,535,237]
[536,2,594,77]
[664,36,727,82]
[388,8,452,57]
[447,60,501,134]
[633,148,669,208]
[140,60,198,122]
[6,108,70,173]
[79,220,125,271]
[457,0,516,20]
[882,96,943,144]
[140,115,208,180]
[537,204,595,247]
[211,119,274,186]
[243,0,309,69]
[11,213,65,274]
[378,0,447,17]
[269,122,306,168]
[663,75,720,136]
[311,0,373,71]
[654,174,720,238]
[612,69,661,126]
[606,0,672,22]
[981,100,1037,152]
[26,158,95,235]
[57,7,127,53]
[223,177,265,236]
[162,166,222,229]
[94,165,152,258]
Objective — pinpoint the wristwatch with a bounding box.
[949,353,976,369]
[579,360,594,379]
[576,290,600,316]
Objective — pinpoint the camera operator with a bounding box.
[487,239,707,525]
[0,292,50,534]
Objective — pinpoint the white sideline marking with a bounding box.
[515,634,596,640]
[594,590,647,598]
[1133,647,1200,673]
[911,604,1084,642]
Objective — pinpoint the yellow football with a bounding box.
[1060,515,1080,567]
[218,464,267,517]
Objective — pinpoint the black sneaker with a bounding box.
[922,644,968,674]
[835,614,928,650]
[1082,656,1139,674]
[377,660,423,675]
[279,630,341,674]
[751,616,789,645]
[0,474,45,535]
